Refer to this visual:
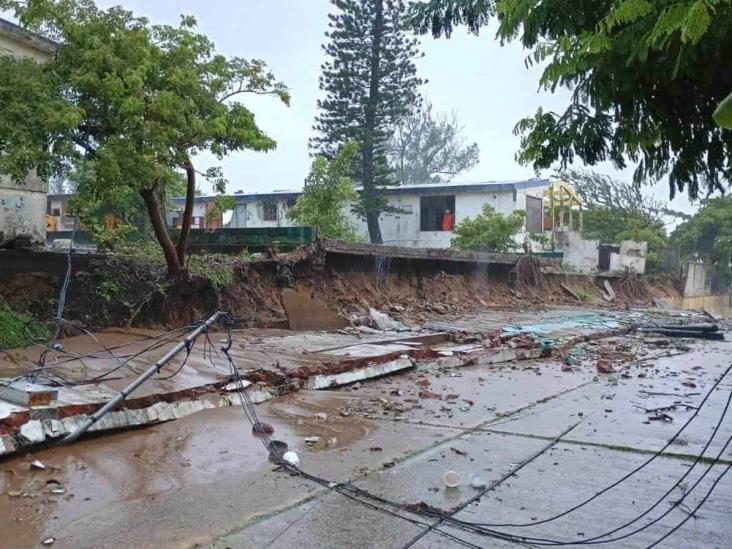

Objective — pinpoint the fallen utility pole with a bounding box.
[63,311,226,444]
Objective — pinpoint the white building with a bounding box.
[173,179,550,249]
[0,19,57,244]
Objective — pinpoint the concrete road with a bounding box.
[1,337,730,548]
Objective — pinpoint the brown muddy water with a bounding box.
[660,294,732,318]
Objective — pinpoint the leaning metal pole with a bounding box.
[62,311,226,444]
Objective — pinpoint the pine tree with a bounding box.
[312,0,423,243]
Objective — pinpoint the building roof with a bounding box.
[172,179,551,206]
[0,18,58,55]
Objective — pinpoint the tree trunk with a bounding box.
[177,156,196,266]
[362,0,385,245]
[140,187,183,276]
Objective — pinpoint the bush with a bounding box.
[0,302,50,350]
[451,205,526,252]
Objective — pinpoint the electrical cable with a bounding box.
[217,313,730,548]
[466,362,732,529]
[647,462,731,548]
[403,373,732,546]
[52,216,77,340]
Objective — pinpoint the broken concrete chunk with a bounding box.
[304,436,320,445]
[368,308,408,332]
[20,421,46,444]
[314,412,328,420]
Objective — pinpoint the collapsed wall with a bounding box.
[0,241,654,331]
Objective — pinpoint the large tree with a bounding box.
[0,0,288,275]
[559,168,674,273]
[388,102,479,185]
[558,168,688,223]
[411,0,732,199]
[312,0,423,243]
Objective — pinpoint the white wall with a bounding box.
[554,230,599,273]
[229,199,296,229]
[0,173,47,243]
[609,240,647,275]
[0,30,51,62]
[346,190,523,248]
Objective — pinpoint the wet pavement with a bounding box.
[1,325,730,548]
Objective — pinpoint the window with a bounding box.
[262,200,278,221]
[420,195,455,231]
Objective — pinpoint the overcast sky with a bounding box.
[11,0,696,217]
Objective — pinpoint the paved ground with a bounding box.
[1,332,730,548]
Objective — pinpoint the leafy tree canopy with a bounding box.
[411,0,732,199]
[288,142,361,241]
[558,168,673,273]
[582,207,668,274]
[388,102,479,185]
[0,0,289,275]
[671,196,732,285]
[451,204,525,252]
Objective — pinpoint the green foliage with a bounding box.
[573,288,593,302]
[187,254,238,292]
[451,205,526,252]
[0,301,50,350]
[97,279,121,302]
[388,102,479,185]
[288,143,361,241]
[715,92,732,129]
[312,0,423,242]
[0,0,288,274]
[529,231,550,248]
[671,196,732,286]
[582,208,667,274]
[412,0,732,198]
[207,195,236,223]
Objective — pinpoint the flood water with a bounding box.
[660,294,732,318]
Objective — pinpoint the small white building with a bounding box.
[0,19,57,244]
[173,179,550,249]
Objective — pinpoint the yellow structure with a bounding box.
[543,180,583,231]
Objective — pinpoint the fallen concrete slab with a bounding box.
[306,356,414,390]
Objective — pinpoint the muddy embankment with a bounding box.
[0,243,670,331]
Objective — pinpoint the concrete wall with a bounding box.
[683,262,713,297]
[227,188,538,249]
[553,231,599,273]
[0,174,47,243]
[608,240,647,275]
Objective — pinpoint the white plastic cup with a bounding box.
[443,470,461,488]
